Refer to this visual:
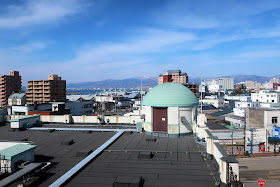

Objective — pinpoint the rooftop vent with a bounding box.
[113,176,144,187]
[146,138,157,142]
[61,139,74,146]
[138,152,153,159]
[76,149,93,157]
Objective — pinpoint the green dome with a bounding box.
[142,83,199,107]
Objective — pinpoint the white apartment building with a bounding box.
[205,77,234,90]
[251,90,280,104]
[233,101,259,117]
[218,77,234,90]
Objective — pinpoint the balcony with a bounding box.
[27,82,33,86]
[44,98,51,102]
[34,90,43,93]
[34,98,43,102]
[34,82,43,85]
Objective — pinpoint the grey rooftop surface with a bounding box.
[0,125,115,186]
[65,132,219,187]
[0,124,219,187]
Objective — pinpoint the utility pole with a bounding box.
[250,129,254,154]
[140,77,143,115]
[200,73,203,114]
[231,130,234,155]
[244,109,247,155]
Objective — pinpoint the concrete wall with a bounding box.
[143,105,196,135]
[105,116,141,124]
[9,114,140,124]
[202,128,240,185]
[248,109,264,129]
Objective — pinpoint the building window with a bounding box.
[272,117,278,124]
[272,100,274,103]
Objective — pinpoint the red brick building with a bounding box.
[0,71,22,107]
[158,70,188,84]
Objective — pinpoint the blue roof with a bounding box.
[0,144,36,160]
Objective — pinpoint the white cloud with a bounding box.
[155,0,280,29]
[72,28,196,65]
[0,0,91,28]
[10,42,46,53]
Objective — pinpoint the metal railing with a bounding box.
[227,162,243,187]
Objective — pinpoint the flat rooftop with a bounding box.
[239,157,280,187]
[0,124,219,186]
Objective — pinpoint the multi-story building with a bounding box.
[205,77,234,90]
[251,90,280,104]
[245,80,261,90]
[0,71,22,107]
[217,77,234,90]
[26,74,66,104]
[270,78,279,84]
[158,70,188,84]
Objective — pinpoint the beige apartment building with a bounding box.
[158,70,188,84]
[26,74,66,105]
[0,71,22,107]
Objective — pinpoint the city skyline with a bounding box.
[1,0,280,83]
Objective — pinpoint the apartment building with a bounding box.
[26,74,66,104]
[245,80,261,90]
[251,90,280,104]
[205,77,234,90]
[0,71,22,107]
[158,70,188,84]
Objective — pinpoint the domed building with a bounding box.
[142,83,199,137]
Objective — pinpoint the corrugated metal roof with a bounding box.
[0,144,36,160]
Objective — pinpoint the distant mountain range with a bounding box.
[67,77,158,89]
[67,74,280,89]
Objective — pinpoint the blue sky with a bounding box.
[1,0,280,83]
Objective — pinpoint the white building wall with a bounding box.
[251,90,280,104]
[233,108,245,117]
[235,101,259,108]
[264,110,280,133]
[95,95,114,102]
[65,101,93,116]
[202,99,224,108]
